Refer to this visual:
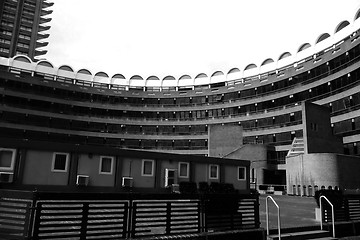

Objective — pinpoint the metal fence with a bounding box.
[0,190,260,240]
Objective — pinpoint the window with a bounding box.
[165,169,177,187]
[51,153,69,172]
[250,168,256,183]
[209,164,219,179]
[0,148,16,171]
[238,167,246,181]
[178,162,189,178]
[142,159,154,177]
[99,156,114,175]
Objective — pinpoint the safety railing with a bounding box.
[320,195,335,238]
[266,195,281,240]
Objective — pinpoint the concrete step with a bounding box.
[267,230,332,240]
[307,237,338,240]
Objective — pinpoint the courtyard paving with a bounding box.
[259,194,319,229]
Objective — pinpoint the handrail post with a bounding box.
[319,195,335,238]
[266,196,281,240]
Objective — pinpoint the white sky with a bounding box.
[45,0,360,78]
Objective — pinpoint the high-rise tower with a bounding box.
[0,0,53,60]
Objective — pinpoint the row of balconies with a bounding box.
[3,66,360,119]
[27,47,358,105]
[0,107,303,134]
[0,85,358,125]
[4,34,359,101]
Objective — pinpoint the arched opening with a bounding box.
[316,33,330,44]
[244,63,257,71]
[335,20,350,33]
[261,58,274,66]
[355,8,360,21]
[308,185,313,196]
[297,185,301,196]
[278,52,292,61]
[298,43,311,52]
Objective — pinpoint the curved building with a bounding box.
[1,8,360,192]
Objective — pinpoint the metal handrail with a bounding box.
[320,195,335,238]
[266,196,281,240]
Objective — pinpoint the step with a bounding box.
[267,230,331,240]
[307,237,338,240]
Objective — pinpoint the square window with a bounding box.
[0,148,16,171]
[51,153,69,172]
[178,162,189,178]
[142,160,154,176]
[99,156,114,175]
[209,164,219,179]
[238,167,246,181]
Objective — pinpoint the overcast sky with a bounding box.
[45,0,360,78]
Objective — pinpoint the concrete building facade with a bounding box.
[0,0,53,60]
[1,7,360,193]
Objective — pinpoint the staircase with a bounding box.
[266,196,337,240]
[287,137,305,157]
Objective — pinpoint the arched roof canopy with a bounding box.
[316,33,330,44]
[178,74,193,87]
[227,68,240,74]
[58,65,74,72]
[37,60,53,68]
[179,75,191,80]
[210,71,225,84]
[12,55,33,71]
[13,55,31,63]
[77,69,92,75]
[146,76,161,87]
[211,71,224,77]
[261,58,274,66]
[57,65,75,79]
[163,75,176,80]
[111,74,128,86]
[35,60,55,75]
[194,73,208,85]
[227,68,241,81]
[244,64,257,71]
[297,43,311,52]
[354,8,360,21]
[129,75,145,87]
[195,73,207,79]
[335,20,350,33]
[112,74,125,79]
[146,76,160,80]
[278,52,292,60]
[76,68,93,82]
[93,71,110,84]
[95,72,109,78]
[130,75,143,80]
[162,75,177,87]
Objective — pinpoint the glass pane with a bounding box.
[179,163,188,177]
[0,150,13,168]
[210,165,217,178]
[101,157,112,173]
[168,170,175,178]
[143,161,153,175]
[54,154,67,170]
[239,167,245,180]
